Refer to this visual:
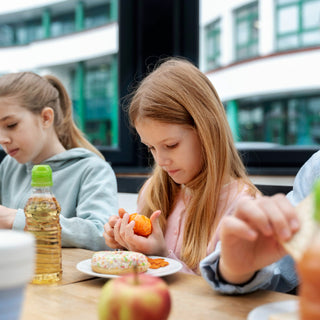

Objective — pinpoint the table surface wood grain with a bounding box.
[21,248,299,320]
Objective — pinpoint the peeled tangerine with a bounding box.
[129,213,152,237]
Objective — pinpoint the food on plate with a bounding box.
[147,257,169,269]
[91,251,150,275]
[129,213,152,237]
[268,311,299,320]
[280,194,318,261]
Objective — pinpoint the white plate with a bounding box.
[76,256,183,278]
[247,300,298,320]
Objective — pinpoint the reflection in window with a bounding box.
[278,6,298,33]
[205,19,221,71]
[237,96,320,145]
[0,24,15,46]
[51,12,75,38]
[234,2,259,61]
[0,1,117,47]
[0,19,42,46]
[16,19,43,45]
[72,57,118,147]
[276,0,320,51]
[85,4,111,29]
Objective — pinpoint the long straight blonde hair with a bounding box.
[0,72,104,159]
[129,58,259,271]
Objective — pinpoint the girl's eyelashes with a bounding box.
[7,123,17,129]
[145,143,178,151]
[167,143,178,149]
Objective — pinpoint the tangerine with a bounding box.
[129,213,152,237]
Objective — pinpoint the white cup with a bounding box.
[0,230,35,320]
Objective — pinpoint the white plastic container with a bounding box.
[0,230,35,320]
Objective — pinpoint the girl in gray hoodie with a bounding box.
[0,72,118,251]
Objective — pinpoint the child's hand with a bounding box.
[103,208,127,249]
[218,194,300,284]
[113,210,168,257]
[0,206,16,229]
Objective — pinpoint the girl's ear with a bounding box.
[41,107,54,127]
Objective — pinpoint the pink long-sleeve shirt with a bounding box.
[138,179,254,275]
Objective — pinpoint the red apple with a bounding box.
[98,273,171,320]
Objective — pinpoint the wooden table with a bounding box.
[21,248,298,320]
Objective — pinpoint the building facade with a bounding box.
[0,0,118,147]
[200,0,320,147]
[1,0,319,157]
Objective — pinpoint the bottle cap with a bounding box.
[31,165,53,187]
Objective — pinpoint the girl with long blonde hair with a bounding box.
[103,57,259,274]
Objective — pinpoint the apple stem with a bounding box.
[133,264,139,285]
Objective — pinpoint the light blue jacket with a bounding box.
[0,148,118,251]
[200,150,320,294]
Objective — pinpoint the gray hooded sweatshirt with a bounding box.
[0,148,118,251]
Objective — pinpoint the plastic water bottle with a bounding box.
[24,165,62,284]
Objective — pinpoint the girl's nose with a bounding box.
[155,152,170,167]
[0,134,10,145]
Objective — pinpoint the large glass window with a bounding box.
[16,19,43,45]
[51,12,75,37]
[276,0,320,50]
[0,24,15,46]
[72,57,118,147]
[85,65,113,145]
[234,2,259,61]
[205,19,221,70]
[84,3,111,29]
[237,96,320,146]
[0,19,42,46]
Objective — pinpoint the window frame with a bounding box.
[275,0,320,51]
[234,1,259,61]
[205,18,221,70]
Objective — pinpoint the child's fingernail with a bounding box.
[290,219,299,230]
[248,230,257,239]
[281,228,291,240]
[264,224,272,235]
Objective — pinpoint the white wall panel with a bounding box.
[207,49,320,101]
[0,24,118,72]
[0,0,66,15]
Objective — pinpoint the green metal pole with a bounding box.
[226,100,240,142]
[75,1,84,31]
[110,0,118,21]
[110,54,119,147]
[42,9,51,38]
[76,61,85,131]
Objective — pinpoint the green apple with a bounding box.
[98,273,171,320]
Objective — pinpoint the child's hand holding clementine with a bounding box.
[113,210,168,257]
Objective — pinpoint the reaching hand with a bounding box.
[218,194,300,284]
